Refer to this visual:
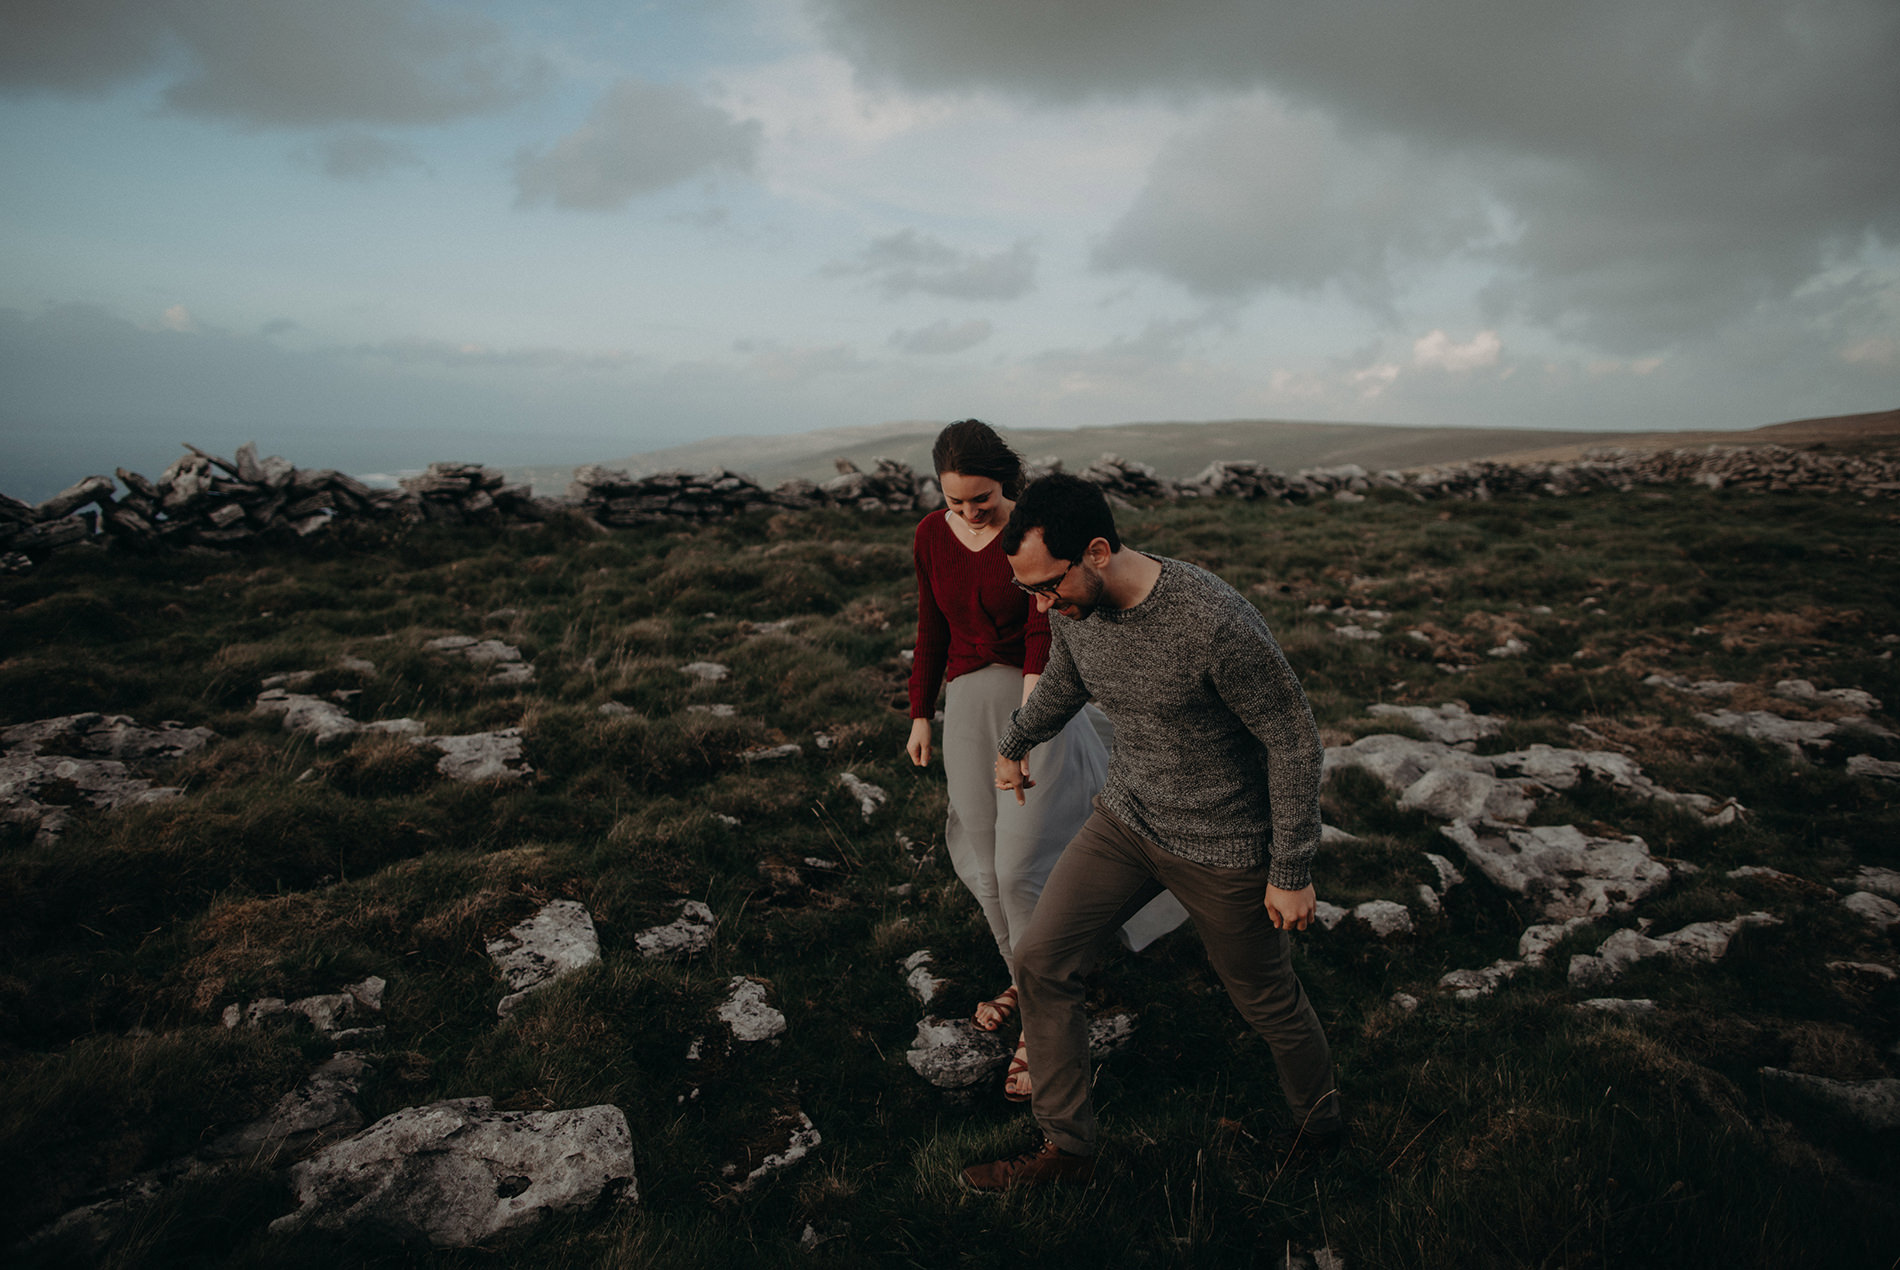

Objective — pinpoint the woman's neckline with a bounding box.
[940,507,1009,554]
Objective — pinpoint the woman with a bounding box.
[906,419,1109,1102]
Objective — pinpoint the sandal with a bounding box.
[972,985,1019,1032]
[1004,1035,1032,1103]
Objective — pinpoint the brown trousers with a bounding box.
[1015,801,1340,1156]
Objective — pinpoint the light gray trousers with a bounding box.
[1016,801,1340,1156]
[941,663,1107,977]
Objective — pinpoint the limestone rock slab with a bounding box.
[1840,866,1900,898]
[1489,744,1739,820]
[904,1017,1009,1088]
[1567,912,1780,986]
[412,728,532,782]
[254,690,360,745]
[271,1099,636,1246]
[1,712,217,763]
[1323,734,1494,793]
[1578,998,1659,1016]
[1848,754,1900,780]
[1774,679,1881,712]
[1441,821,1671,921]
[1695,709,1842,759]
[900,950,946,1005]
[633,900,716,959]
[1398,768,1538,825]
[1438,959,1523,1000]
[718,976,787,1041]
[731,1111,822,1192]
[203,1052,375,1164]
[838,771,887,819]
[487,901,600,1017]
[0,752,185,846]
[1366,701,1505,744]
[1842,891,1900,929]
[1354,900,1414,937]
[1759,1069,1900,1132]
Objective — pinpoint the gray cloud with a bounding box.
[0,303,679,502]
[1093,100,1488,307]
[513,80,760,211]
[0,0,171,95]
[345,337,643,372]
[890,318,994,354]
[810,1,1900,351]
[826,231,1036,301]
[306,132,427,181]
[0,0,546,126]
[728,338,872,382]
[1032,313,1226,377]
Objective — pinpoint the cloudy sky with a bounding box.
[3,0,1896,497]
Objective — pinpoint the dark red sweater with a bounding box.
[908,510,1051,719]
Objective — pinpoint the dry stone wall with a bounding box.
[6,438,1896,573]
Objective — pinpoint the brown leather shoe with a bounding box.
[961,1139,1094,1190]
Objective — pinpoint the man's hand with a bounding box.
[906,718,933,767]
[994,754,1034,804]
[1264,884,1316,931]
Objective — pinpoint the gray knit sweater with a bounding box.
[997,555,1323,889]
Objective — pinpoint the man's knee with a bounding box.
[1012,928,1066,992]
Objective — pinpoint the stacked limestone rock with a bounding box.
[1077,454,1411,503]
[568,465,777,525]
[818,456,936,513]
[1408,443,1900,501]
[0,444,568,571]
[569,456,939,525]
[8,438,1897,575]
[2,443,391,567]
[401,461,554,524]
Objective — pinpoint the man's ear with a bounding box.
[1085,537,1112,567]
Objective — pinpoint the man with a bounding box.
[961,473,1342,1190]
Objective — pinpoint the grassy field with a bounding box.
[2,485,1897,1267]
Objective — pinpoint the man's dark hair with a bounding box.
[1001,472,1121,561]
[932,419,1024,498]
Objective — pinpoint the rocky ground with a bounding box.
[1,476,1894,1266]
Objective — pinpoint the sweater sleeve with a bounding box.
[1207,605,1325,891]
[908,519,951,719]
[997,621,1088,758]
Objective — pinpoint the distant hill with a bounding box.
[508,409,1899,495]
[1478,407,1900,463]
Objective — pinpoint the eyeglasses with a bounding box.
[1010,561,1073,597]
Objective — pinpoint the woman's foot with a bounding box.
[972,985,1018,1032]
[1005,1035,1032,1103]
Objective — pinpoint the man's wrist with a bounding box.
[1266,866,1313,892]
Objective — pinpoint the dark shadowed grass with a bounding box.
[3,488,1898,1265]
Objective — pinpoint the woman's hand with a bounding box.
[906,717,933,766]
[995,754,1034,804]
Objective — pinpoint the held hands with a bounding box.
[1264,884,1317,931]
[994,754,1034,805]
[906,718,933,766]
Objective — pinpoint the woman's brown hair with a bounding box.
[931,419,1024,498]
